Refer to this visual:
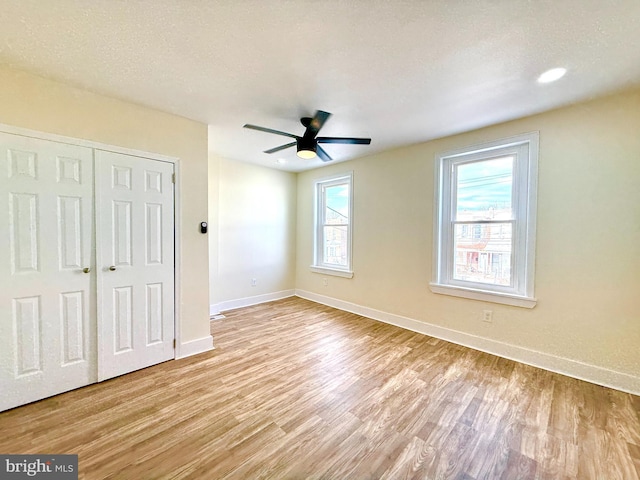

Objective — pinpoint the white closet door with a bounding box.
[96,150,175,381]
[0,133,95,412]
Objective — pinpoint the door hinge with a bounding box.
[173,339,176,349]
[172,173,176,184]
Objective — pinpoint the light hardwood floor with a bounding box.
[1,297,639,479]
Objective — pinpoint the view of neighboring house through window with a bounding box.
[431,133,538,307]
[312,172,353,278]
[454,156,513,286]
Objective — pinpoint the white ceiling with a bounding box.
[1,1,639,172]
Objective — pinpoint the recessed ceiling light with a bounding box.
[537,67,567,84]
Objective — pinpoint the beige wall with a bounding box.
[0,65,210,343]
[209,156,297,308]
[297,88,640,383]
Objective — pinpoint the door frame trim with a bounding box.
[0,123,183,362]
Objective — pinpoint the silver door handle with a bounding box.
[82,267,91,273]
[109,266,117,271]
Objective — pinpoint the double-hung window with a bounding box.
[311,172,354,278]
[431,133,538,307]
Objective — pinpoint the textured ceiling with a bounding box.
[1,1,639,171]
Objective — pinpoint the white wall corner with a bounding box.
[294,290,640,396]
[214,289,296,313]
[177,335,214,359]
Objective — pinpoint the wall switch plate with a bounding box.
[251,278,257,287]
[322,278,328,287]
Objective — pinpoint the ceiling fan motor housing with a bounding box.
[297,136,316,150]
[297,136,317,158]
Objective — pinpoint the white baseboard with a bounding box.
[295,290,640,396]
[177,335,214,359]
[210,289,295,315]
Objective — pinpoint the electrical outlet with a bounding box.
[251,278,257,287]
[322,278,328,287]
[482,310,493,323]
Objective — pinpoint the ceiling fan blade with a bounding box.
[317,137,371,145]
[307,111,332,136]
[243,124,297,138]
[316,145,333,162]
[264,142,296,154]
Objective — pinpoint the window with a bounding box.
[431,133,538,308]
[311,172,353,278]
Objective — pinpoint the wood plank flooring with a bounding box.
[1,297,639,479]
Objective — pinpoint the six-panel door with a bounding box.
[95,150,175,381]
[0,133,96,411]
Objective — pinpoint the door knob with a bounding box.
[109,266,117,271]
[82,267,91,273]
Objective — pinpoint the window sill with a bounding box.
[310,266,354,279]
[429,283,536,308]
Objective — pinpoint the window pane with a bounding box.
[325,184,349,225]
[323,225,348,266]
[456,156,513,221]
[453,223,512,286]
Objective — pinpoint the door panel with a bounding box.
[58,195,83,269]
[0,133,95,412]
[13,296,41,375]
[60,290,86,364]
[9,192,39,272]
[96,150,174,381]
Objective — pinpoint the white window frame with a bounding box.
[431,133,538,308]
[311,172,354,278]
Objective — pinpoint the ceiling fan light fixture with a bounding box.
[296,137,317,159]
[297,149,316,159]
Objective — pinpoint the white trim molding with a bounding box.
[310,266,354,278]
[176,336,214,359]
[295,290,640,396]
[0,122,178,162]
[312,171,354,274]
[432,132,539,307]
[429,283,536,308]
[210,289,295,315]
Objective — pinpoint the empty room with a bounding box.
[0,1,639,479]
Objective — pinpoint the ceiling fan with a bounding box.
[243,110,371,162]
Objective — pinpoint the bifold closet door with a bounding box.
[95,150,175,381]
[0,132,95,412]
